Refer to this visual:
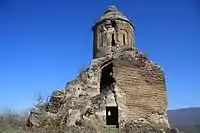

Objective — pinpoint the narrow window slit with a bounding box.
[123,34,126,45]
[111,20,116,28]
[112,33,115,46]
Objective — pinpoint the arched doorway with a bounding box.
[100,62,115,93]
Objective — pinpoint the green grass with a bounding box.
[1,110,199,133]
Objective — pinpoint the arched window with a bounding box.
[100,34,103,47]
[112,33,115,46]
[111,20,116,28]
[108,111,111,116]
[123,34,126,45]
[118,29,128,45]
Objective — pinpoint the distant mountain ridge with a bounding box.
[167,107,200,133]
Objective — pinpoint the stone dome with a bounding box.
[93,5,133,29]
[100,5,131,23]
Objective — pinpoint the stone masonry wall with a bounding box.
[93,19,134,58]
[27,48,170,131]
[112,54,169,126]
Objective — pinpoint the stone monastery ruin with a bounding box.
[27,5,171,132]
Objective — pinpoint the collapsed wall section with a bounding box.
[27,48,170,131]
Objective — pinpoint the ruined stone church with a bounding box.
[27,5,170,132]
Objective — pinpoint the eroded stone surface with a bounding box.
[27,5,173,133]
[27,48,170,130]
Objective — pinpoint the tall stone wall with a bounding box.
[112,56,169,126]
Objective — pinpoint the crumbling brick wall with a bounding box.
[27,5,171,131]
[112,54,168,126]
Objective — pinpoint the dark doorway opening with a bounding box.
[106,106,119,127]
[100,63,114,93]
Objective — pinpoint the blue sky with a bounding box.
[0,0,199,111]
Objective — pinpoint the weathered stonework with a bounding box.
[27,5,172,133]
[93,5,135,58]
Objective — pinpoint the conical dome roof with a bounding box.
[92,5,134,30]
[100,5,131,23]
